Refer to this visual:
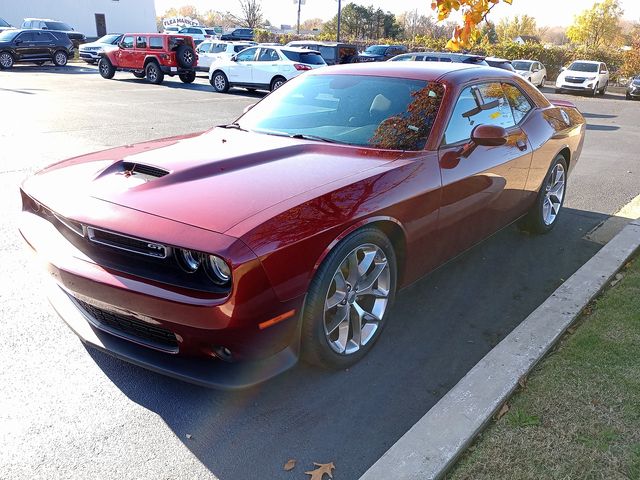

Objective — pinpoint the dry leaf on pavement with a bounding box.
[305,462,335,480]
[284,459,296,471]
[496,402,510,420]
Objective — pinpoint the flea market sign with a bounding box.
[162,16,200,27]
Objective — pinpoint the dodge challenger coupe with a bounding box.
[19,62,586,389]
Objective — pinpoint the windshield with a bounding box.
[0,18,10,27]
[237,74,444,151]
[512,61,532,71]
[45,21,73,31]
[0,30,18,41]
[633,77,640,85]
[364,46,388,55]
[97,34,121,44]
[568,62,598,73]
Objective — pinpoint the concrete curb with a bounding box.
[360,218,640,480]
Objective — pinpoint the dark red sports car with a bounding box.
[19,62,585,388]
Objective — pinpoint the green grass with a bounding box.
[447,255,640,480]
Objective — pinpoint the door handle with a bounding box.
[516,139,528,151]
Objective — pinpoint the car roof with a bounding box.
[571,60,602,64]
[288,40,352,46]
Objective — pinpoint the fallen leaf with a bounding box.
[610,273,624,287]
[518,376,527,390]
[284,459,296,471]
[496,403,510,420]
[185,434,192,440]
[567,326,576,334]
[305,462,335,480]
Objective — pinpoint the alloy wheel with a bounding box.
[55,52,67,66]
[214,74,226,91]
[183,51,193,65]
[542,163,565,225]
[99,61,110,76]
[272,79,284,91]
[147,65,158,82]
[323,244,390,355]
[0,52,13,68]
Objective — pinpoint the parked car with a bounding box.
[286,41,358,65]
[195,40,255,71]
[0,29,74,68]
[512,59,547,87]
[98,34,197,85]
[485,57,515,71]
[19,63,586,388]
[79,34,122,64]
[163,26,180,34]
[178,26,218,45]
[555,60,609,96]
[220,28,254,41]
[21,18,85,45]
[626,75,640,100]
[390,51,488,65]
[0,17,15,33]
[358,44,407,62]
[209,45,325,93]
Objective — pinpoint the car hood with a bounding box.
[560,70,598,79]
[25,128,400,235]
[80,41,117,49]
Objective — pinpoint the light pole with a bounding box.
[336,0,342,41]
[295,0,305,34]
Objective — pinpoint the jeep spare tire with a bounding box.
[176,45,195,69]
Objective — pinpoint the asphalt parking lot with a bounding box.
[1,65,639,480]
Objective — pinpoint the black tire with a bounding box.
[626,93,632,100]
[300,228,397,369]
[98,58,115,79]
[133,71,145,79]
[145,61,164,84]
[179,71,196,83]
[270,76,286,92]
[539,76,546,88]
[175,45,195,69]
[0,51,14,69]
[210,70,229,92]
[518,154,568,234]
[589,84,598,97]
[599,81,608,95]
[52,50,68,67]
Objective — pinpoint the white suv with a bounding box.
[512,59,547,87]
[196,40,255,71]
[556,60,609,96]
[178,26,217,45]
[209,45,326,93]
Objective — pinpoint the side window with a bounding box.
[501,83,533,124]
[212,43,226,53]
[236,47,257,61]
[443,83,515,145]
[122,36,134,49]
[136,36,147,49]
[600,63,608,73]
[17,32,35,42]
[43,32,56,41]
[149,37,163,50]
[258,48,279,62]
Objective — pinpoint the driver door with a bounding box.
[114,35,135,67]
[229,47,258,84]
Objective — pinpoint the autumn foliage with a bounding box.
[430,0,513,50]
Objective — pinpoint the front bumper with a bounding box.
[18,200,303,388]
[556,78,597,92]
[627,87,640,97]
[79,50,101,61]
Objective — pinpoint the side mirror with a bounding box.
[243,103,256,114]
[15,39,22,44]
[230,55,237,62]
[471,125,508,147]
[560,66,566,72]
[118,42,124,49]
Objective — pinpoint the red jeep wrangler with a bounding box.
[98,34,197,85]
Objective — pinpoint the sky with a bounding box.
[154,0,640,28]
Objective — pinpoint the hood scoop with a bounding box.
[96,160,170,183]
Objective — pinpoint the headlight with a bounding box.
[586,76,596,81]
[177,248,201,273]
[205,255,231,285]
[518,71,528,76]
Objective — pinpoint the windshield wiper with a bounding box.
[288,133,345,144]
[217,122,248,131]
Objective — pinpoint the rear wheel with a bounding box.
[179,71,196,83]
[301,228,397,369]
[53,50,68,66]
[518,155,568,234]
[145,61,164,84]
[210,71,229,92]
[0,52,14,69]
[98,58,115,79]
[270,76,286,92]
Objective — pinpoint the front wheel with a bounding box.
[301,228,397,369]
[53,50,68,66]
[539,76,546,88]
[518,155,568,234]
[210,71,229,92]
[599,81,608,95]
[98,58,115,79]
[145,62,164,84]
[626,92,632,100]
[179,71,196,84]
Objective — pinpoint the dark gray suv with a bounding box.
[0,29,74,69]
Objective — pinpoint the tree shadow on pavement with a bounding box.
[92,207,609,480]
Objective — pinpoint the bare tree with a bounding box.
[232,0,264,28]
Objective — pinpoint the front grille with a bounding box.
[87,227,169,258]
[75,298,179,352]
[565,77,585,84]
